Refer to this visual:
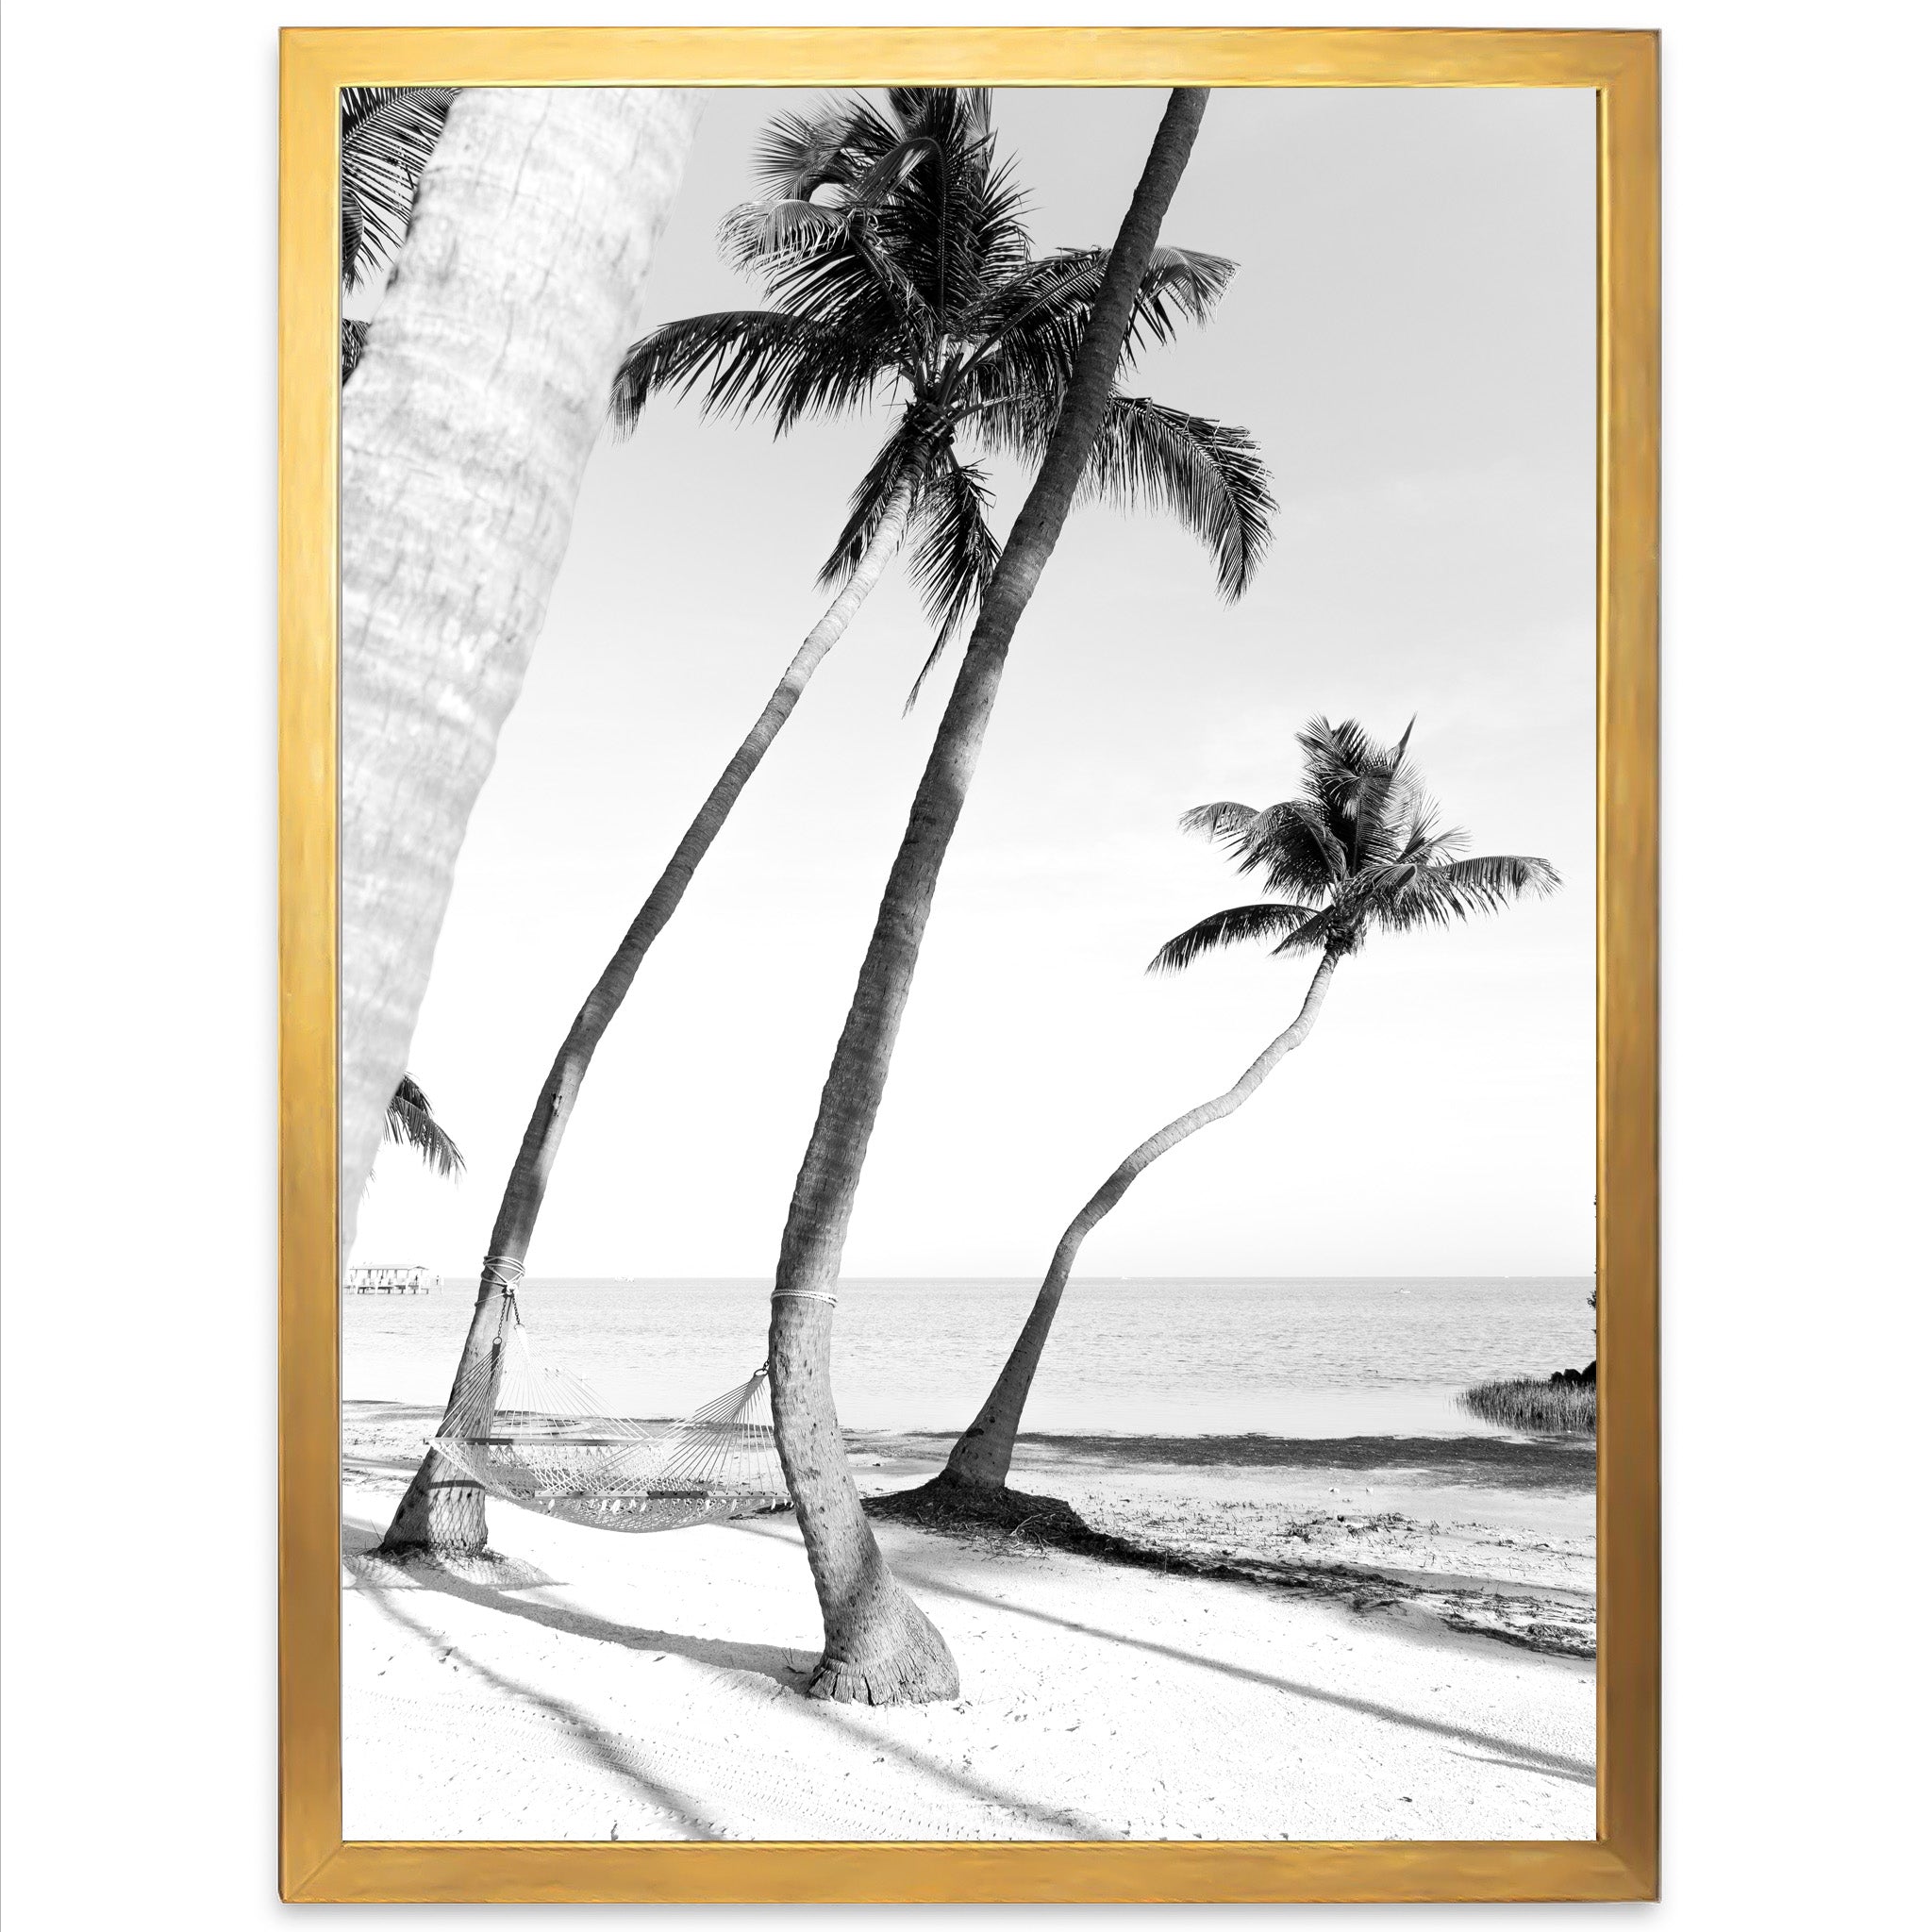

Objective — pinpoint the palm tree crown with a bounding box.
[1154,717,1560,972]
[612,88,1274,691]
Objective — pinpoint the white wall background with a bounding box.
[2,0,1925,1924]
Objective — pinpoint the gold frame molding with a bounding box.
[280,26,1658,1904]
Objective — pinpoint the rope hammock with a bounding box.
[431,1263,789,1535]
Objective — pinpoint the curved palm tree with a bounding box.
[384,1074,464,1180]
[934,717,1561,1495]
[339,87,457,380]
[377,88,1271,1559]
[765,88,1216,1705]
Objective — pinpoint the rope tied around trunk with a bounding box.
[480,1254,525,1297]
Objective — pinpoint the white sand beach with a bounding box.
[342,1407,1595,1842]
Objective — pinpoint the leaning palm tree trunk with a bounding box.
[338,88,698,1257]
[378,481,912,1555]
[943,947,1343,1492]
[768,90,1212,1706]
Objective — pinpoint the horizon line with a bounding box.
[348,1271,1598,1284]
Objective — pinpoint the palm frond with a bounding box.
[1292,715,1408,867]
[715,196,849,270]
[340,87,456,291]
[1072,394,1274,599]
[748,104,867,201]
[1440,853,1561,898]
[611,308,887,436]
[1267,905,1355,957]
[385,1074,464,1178]
[867,120,1024,331]
[341,197,363,293]
[1124,242,1240,352]
[1178,800,1259,844]
[886,87,993,142]
[841,134,943,218]
[1239,799,1352,896]
[1150,902,1317,974]
[341,318,370,384]
[1391,803,1467,867]
[723,208,931,353]
[902,447,1002,708]
[1363,854,1562,934]
[815,419,934,591]
[970,243,1236,393]
[1294,716,1377,814]
[1344,717,1420,867]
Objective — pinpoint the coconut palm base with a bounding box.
[376,1452,489,1557]
[346,1542,548,1593]
[866,1472,1102,1549]
[867,1474,1294,1600]
[807,1587,961,1705]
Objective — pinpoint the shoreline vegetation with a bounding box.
[1457,1375,1597,1439]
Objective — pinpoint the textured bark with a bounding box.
[945,947,1343,1491]
[338,88,698,1258]
[768,91,1212,1704]
[378,485,912,1555]
[375,1272,508,1556]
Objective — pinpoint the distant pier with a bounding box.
[346,1264,435,1295]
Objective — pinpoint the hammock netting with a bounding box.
[431,1289,788,1535]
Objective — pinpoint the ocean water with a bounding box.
[342,1275,1595,1440]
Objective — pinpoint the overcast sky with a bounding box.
[350,84,1598,1281]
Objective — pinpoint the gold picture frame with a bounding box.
[281,25,1658,1903]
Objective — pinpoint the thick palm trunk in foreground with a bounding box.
[768,90,1212,1705]
[379,486,912,1555]
[337,88,698,1256]
[943,948,1342,1492]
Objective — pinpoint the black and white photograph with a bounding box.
[333,80,1599,1844]
[17,5,1932,1924]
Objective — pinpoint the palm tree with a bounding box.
[383,1074,464,1180]
[340,87,699,1264]
[616,89,1271,698]
[932,718,1561,1496]
[339,87,456,380]
[765,88,1216,1705]
[337,95,499,1214]
[377,88,1270,1559]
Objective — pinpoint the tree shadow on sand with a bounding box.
[341,1520,1113,1837]
[732,1519,1597,1790]
[354,1577,731,1839]
[341,1518,808,1687]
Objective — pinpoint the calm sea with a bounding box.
[342,1276,1594,1440]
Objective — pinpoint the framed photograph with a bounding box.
[280,25,1657,1904]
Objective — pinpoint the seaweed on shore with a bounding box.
[869,1427,1596,1490]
